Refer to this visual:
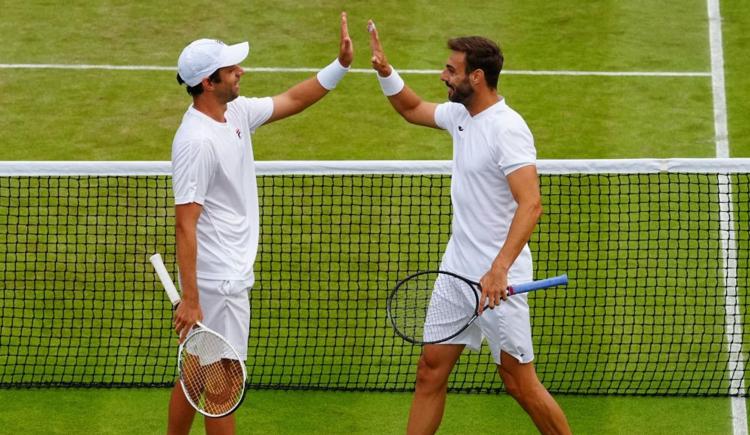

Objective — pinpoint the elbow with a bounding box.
[401,110,424,126]
[175,220,190,238]
[393,106,413,123]
[392,101,420,125]
[529,200,542,224]
[174,203,202,240]
[399,111,417,125]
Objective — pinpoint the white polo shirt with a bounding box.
[171,96,274,283]
[434,99,536,283]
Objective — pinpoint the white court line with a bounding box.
[709,0,731,159]
[0,63,710,77]
[708,0,748,434]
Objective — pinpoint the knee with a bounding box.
[502,374,523,400]
[506,378,550,413]
[500,367,543,403]
[414,355,449,392]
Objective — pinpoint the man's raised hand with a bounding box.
[368,20,391,77]
[338,12,353,67]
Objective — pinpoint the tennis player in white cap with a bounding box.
[168,12,353,435]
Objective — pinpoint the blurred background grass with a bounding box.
[1,0,741,161]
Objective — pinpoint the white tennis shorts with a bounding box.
[424,273,535,365]
[197,277,253,360]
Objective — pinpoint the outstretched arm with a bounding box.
[368,20,438,128]
[265,12,353,124]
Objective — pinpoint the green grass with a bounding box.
[0,1,709,71]
[723,0,750,156]
[0,0,748,434]
[0,0,730,161]
[0,70,715,160]
[0,389,735,435]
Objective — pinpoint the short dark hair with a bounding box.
[176,69,222,96]
[447,36,503,89]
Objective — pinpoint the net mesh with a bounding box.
[0,160,747,396]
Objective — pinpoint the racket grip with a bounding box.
[508,274,568,295]
[149,253,182,306]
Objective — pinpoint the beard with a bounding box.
[446,78,474,105]
[218,85,240,104]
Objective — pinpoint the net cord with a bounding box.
[3,158,750,176]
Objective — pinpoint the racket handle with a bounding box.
[149,253,182,306]
[508,274,568,295]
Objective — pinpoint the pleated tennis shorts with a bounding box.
[197,278,253,360]
[423,273,535,365]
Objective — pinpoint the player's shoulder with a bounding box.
[491,98,521,118]
[228,96,273,113]
[435,102,470,130]
[491,99,531,132]
[172,108,216,152]
[437,101,469,118]
[174,110,209,141]
[227,96,274,126]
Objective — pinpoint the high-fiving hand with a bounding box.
[338,12,353,67]
[368,20,391,77]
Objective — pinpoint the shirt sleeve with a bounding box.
[236,96,274,132]
[434,102,462,132]
[172,138,216,205]
[496,121,536,176]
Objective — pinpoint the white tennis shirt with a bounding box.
[434,99,536,282]
[171,96,274,283]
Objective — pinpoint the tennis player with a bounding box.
[168,13,353,435]
[368,22,571,435]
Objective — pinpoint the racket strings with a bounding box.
[390,275,431,340]
[180,331,245,416]
[390,273,476,343]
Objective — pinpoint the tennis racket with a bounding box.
[387,270,568,345]
[149,253,247,418]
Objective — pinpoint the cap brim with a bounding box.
[220,42,249,68]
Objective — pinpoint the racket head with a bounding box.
[387,270,481,345]
[178,324,247,417]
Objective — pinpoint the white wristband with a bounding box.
[377,68,405,96]
[316,58,350,90]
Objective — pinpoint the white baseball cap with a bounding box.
[177,39,249,87]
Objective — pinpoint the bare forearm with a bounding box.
[175,222,199,303]
[267,73,338,124]
[284,77,329,115]
[172,203,204,340]
[492,200,542,273]
[387,85,424,121]
[478,196,541,311]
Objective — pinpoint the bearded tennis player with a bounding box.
[368,20,571,435]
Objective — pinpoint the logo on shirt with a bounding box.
[235,128,242,139]
[458,126,464,131]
